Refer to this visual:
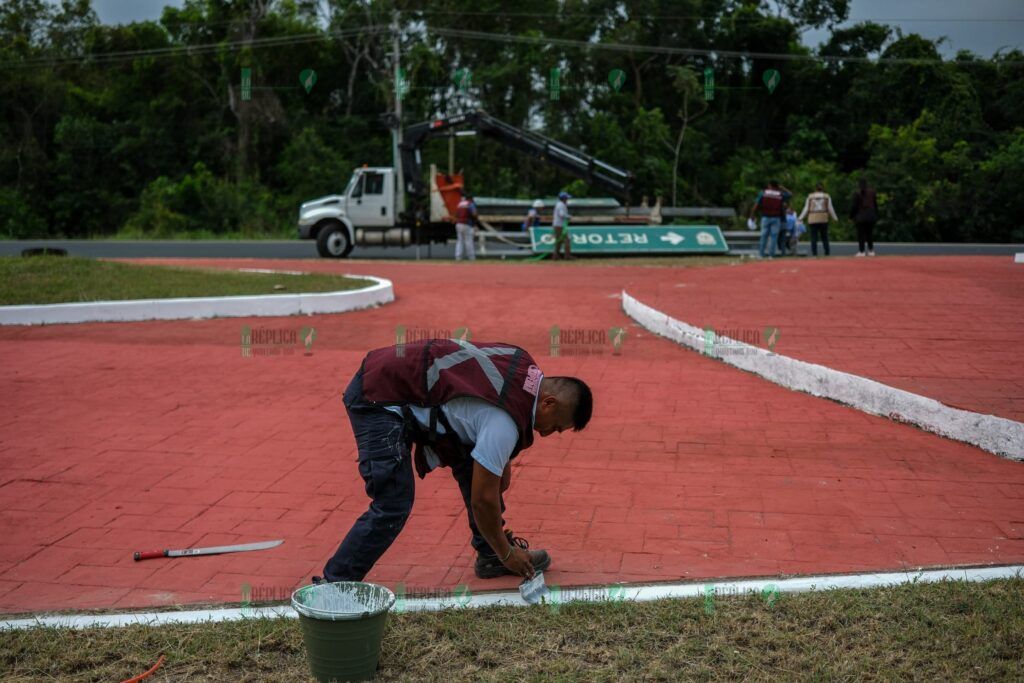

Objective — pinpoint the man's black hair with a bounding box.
[768,179,779,188]
[547,376,593,431]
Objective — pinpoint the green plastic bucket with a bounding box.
[292,582,396,682]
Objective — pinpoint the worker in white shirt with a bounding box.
[316,338,594,584]
[798,182,839,257]
[552,192,573,260]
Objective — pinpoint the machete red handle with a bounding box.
[133,550,168,561]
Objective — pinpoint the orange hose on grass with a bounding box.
[120,654,165,683]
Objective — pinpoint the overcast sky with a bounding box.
[90,0,1023,58]
[802,0,1023,57]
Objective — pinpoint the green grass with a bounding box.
[1,578,1021,681]
[0,256,374,305]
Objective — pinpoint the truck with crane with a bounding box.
[296,109,642,258]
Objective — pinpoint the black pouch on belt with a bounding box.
[401,405,470,479]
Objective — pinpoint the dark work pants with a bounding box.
[809,223,830,255]
[322,370,505,581]
[777,229,789,256]
[856,221,875,253]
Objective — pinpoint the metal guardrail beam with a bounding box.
[661,207,736,217]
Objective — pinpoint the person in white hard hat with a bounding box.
[522,199,544,231]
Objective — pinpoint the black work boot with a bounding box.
[475,530,551,579]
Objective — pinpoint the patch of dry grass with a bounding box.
[1,578,1021,681]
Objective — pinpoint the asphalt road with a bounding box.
[1,239,1021,259]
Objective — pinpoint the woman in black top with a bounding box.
[850,179,879,256]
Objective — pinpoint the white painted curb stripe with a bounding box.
[236,268,308,275]
[622,290,1024,461]
[0,274,393,325]
[1,565,1021,630]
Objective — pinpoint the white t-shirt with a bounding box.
[552,200,570,228]
[383,393,538,476]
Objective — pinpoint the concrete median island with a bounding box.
[0,257,393,325]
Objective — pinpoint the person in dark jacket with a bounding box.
[850,179,879,257]
[317,339,593,585]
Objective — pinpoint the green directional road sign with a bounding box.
[529,225,728,254]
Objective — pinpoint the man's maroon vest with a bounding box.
[760,188,784,217]
[360,339,540,476]
[455,199,473,225]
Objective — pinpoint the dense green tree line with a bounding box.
[1,0,1022,242]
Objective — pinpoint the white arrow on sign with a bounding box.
[660,232,685,246]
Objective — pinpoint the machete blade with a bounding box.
[167,539,283,557]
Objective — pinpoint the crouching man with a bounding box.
[317,338,593,583]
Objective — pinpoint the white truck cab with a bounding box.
[298,167,399,257]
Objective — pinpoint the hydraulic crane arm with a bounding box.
[397,109,633,205]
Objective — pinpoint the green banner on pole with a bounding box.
[241,67,252,101]
[529,225,729,254]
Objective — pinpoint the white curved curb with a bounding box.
[0,564,1020,630]
[623,290,1024,461]
[0,274,393,325]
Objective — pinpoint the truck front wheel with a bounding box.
[315,223,352,258]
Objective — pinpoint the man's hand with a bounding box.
[503,547,535,579]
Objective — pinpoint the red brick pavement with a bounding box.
[625,255,1024,422]
[0,256,1021,615]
